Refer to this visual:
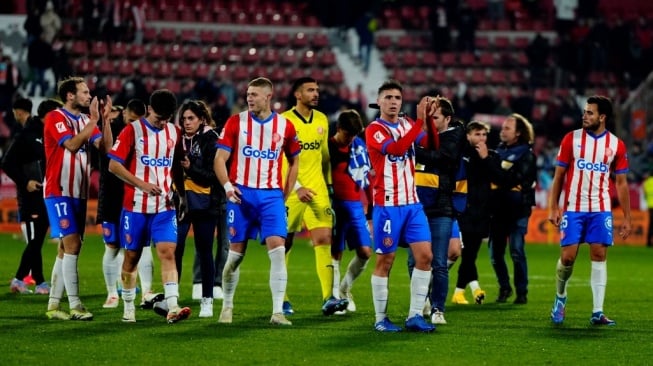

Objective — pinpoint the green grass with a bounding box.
[1,233,652,365]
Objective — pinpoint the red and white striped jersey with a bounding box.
[43,108,101,199]
[365,117,425,206]
[216,111,300,189]
[556,128,629,212]
[108,118,182,213]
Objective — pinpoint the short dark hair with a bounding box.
[291,77,317,94]
[437,97,454,117]
[12,98,32,113]
[337,109,364,136]
[587,95,614,123]
[149,89,177,121]
[126,99,146,117]
[57,76,85,102]
[466,120,490,133]
[37,98,63,119]
[378,80,403,95]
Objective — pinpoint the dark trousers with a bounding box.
[456,231,485,288]
[489,216,529,296]
[15,214,50,283]
[176,213,217,298]
[192,206,228,286]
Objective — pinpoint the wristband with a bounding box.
[294,181,302,190]
[224,182,234,192]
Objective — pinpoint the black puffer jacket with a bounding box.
[457,143,496,236]
[1,116,47,219]
[488,142,537,220]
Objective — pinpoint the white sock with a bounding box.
[62,253,80,309]
[341,256,368,294]
[591,261,607,313]
[331,259,341,298]
[164,282,179,310]
[409,268,431,318]
[48,256,64,311]
[454,287,465,293]
[138,246,154,295]
[222,250,244,308]
[102,246,120,296]
[371,275,388,323]
[469,280,480,293]
[122,287,136,304]
[556,259,574,297]
[268,247,287,314]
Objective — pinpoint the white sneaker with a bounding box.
[213,286,224,300]
[270,313,292,325]
[122,303,136,323]
[422,298,431,317]
[218,307,233,323]
[199,297,213,318]
[103,295,119,309]
[192,283,202,300]
[431,309,447,325]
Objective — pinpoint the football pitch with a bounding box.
[1,233,652,365]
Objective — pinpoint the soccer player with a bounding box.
[108,89,191,323]
[214,77,300,326]
[3,98,62,295]
[281,77,347,316]
[43,77,108,320]
[328,109,373,313]
[548,95,631,326]
[99,99,158,309]
[365,80,435,333]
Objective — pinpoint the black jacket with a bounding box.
[488,142,537,220]
[180,127,224,217]
[458,143,496,236]
[1,116,47,218]
[415,120,466,218]
[97,118,126,223]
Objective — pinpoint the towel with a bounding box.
[348,136,371,189]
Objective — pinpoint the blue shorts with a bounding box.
[451,219,460,239]
[102,221,119,244]
[372,204,431,254]
[226,185,286,243]
[45,197,87,239]
[120,209,177,251]
[560,211,613,246]
[332,199,372,253]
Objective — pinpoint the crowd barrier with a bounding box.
[0,199,647,246]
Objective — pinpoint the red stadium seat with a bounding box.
[205,46,223,62]
[382,52,398,68]
[154,62,172,78]
[253,32,272,47]
[422,51,438,68]
[90,41,108,58]
[143,27,158,43]
[376,34,392,50]
[392,68,409,84]
[147,44,165,60]
[137,61,153,75]
[194,63,210,79]
[185,45,203,62]
[242,48,259,64]
[117,60,135,76]
[439,52,456,66]
[97,59,113,75]
[459,52,475,66]
[158,28,177,43]
[319,50,336,67]
[224,48,241,63]
[479,52,496,67]
[300,50,316,66]
[167,44,184,61]
[106,78,122,94]
[175,62,192,79]
[327,69,344,84]
[273,33,290,48]
[233,32,252,47]
[109,42,127,59]
[68,40,87,56]
[199,29,214,43]
[411,69,427,85]
[215,31,233,45]
[432,68,446,84]
[292,32,308,48]
[75,59,93,74]
[260,48,279,65]
[401,51,418,68]
[179,29,197,44]
[127,43,145,59]
[280,49,297,65]
[312,33,329,49]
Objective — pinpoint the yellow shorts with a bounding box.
[286,189,333,232]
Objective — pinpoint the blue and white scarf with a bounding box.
[348,136,371,189]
